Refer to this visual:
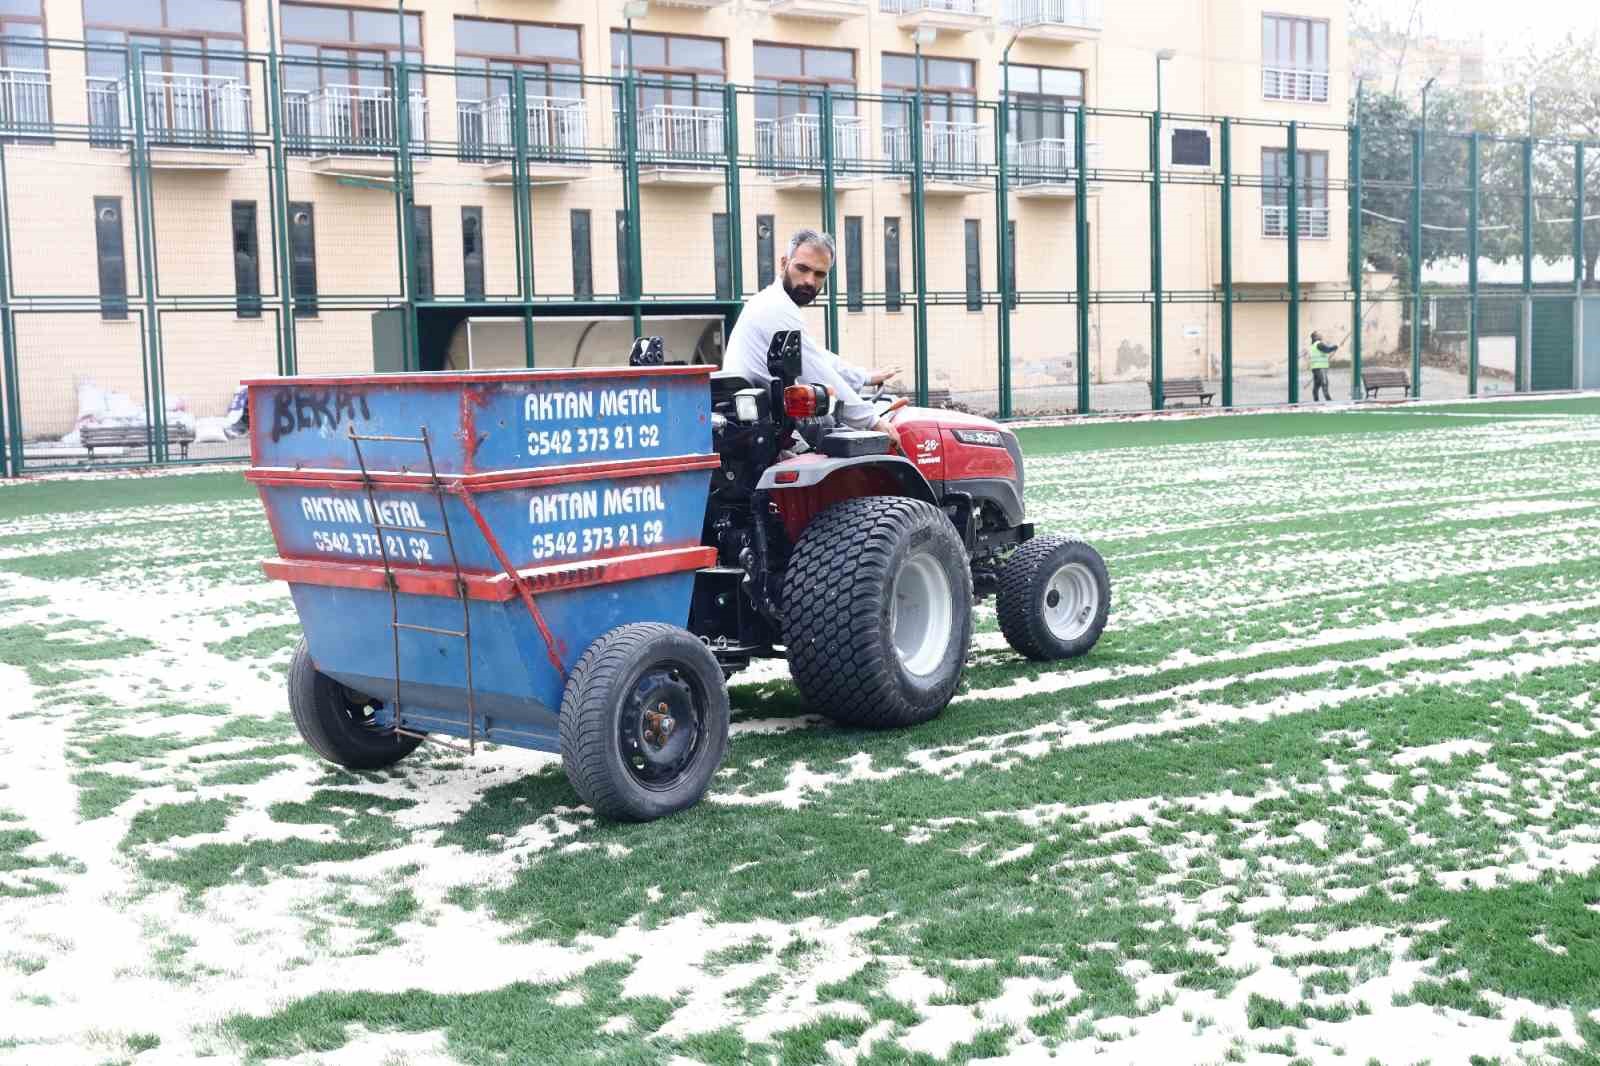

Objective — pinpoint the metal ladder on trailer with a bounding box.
[346,426,480,753]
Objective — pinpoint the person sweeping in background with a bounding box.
[1309,330,1339,402]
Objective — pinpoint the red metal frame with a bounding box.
[245,453,722,492]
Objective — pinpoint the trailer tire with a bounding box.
[996,535,1110,661]
[783,496,972,728]
[288,638,422,770]
[560,623,730,822]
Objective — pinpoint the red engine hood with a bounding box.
[888,407,1018,485]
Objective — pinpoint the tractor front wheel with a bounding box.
[996,536,1110,661]
[559,623,730,822]
[783,496,973,728]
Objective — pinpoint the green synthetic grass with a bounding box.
[3,399,1600,1064]
[0,470,253,521]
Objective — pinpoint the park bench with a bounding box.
[1149,377,1215,407]
[1362,368,1411,399]
[82,422,196,460]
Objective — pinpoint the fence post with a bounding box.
[910,93,930,408]
[1349,110,1363,400]
[1074,104,1091,415]
[1519,137,1533,392]
[1408,127,1425,398]
[393,61,420,372]
[1221,117,1234,408]
[818,86,838,352]
[127,46,167,463]
[0,143,17,476]
[621,72,644,339]
[511,74,536,368]
[1149,110,1164,411]
[1287,120,1300,405]
[1468,132,1479,396]
[1575,142,1585,389]
[264,23,298,375]
[995,95,1012,418]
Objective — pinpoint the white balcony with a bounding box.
[0,68,51,140]
[1262,67,1330,104]
[1001,0,1101,41]
[1011,136,1102,198]
[883,120,986,195]
[753,113,869,190]
[635,104,725,186]
[881,0,991,35]
[283,84,430,177]
[651,0,730,7]
[769,0,868,21]
[462,95,591,183]
[1261,204,1331,240]
[88,72,252,168]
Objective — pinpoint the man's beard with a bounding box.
[782,274,818,307]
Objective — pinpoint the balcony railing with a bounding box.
[880,0,987,14]
[1001,0,1102,30]
[459,94,589,162]
[0,67,51,138]
[88,72,251,150]
[753,113,866,174]
[1262,204,1330,239]
[635,104,723,163]
[883,120,984,176]
[1262,67,1330,104]
[283,83,429,155]
[1011,136,1102,182]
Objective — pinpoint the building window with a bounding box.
[461,206,484,299]
[411,204,433,299]
[84,0,248,144]
[93,196,127,321]
[753,42,855,122]
[844,216,863,313]
[616,210,632,296]
[610,31,725,111]
[279,2,421,96]
[571,209,593,299]
[964,219,981,312]
[1000,63,1083,145]
[756,214,775,290]
[288,201,317,317]
[453,16,581,158]
[231,200,260,318]
[1005,219,1017,310]
[1261,15,1329,103]
[713,213,731,300]
[882,54,976,171]
[884,217,901,313]
[0,1,49,141]
[1261,148,1330,239]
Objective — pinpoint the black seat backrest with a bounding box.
[765,330,802,383]
[710,371,755,406]
[628,335,665,367]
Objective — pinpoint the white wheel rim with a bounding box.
[891,551,954,677]
[1042,562,1099,642]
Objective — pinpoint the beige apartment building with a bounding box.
[0,0,1349,446]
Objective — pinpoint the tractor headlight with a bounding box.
[733,389,763,423]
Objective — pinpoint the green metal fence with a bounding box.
[1,35,1597,477]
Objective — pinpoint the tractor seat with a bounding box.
[710,371,756,406]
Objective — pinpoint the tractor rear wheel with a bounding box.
[783,496,973,728]
[559,623,730,822]
[996,536,1110,661]
[288,638,422,770]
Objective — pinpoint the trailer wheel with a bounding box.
[783,496,973,728]
[288,638,422,770]
[559,623,730,822]
[996,535,1110,661]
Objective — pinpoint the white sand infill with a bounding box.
[1393,739,1493,767]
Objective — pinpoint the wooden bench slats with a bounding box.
[1362,368,1411,399]
[1148,377,1215,406]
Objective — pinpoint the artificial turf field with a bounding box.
[1,396,1598,1065]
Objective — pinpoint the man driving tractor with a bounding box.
[726,228,905,451]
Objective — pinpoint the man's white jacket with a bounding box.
[724,281,877,429]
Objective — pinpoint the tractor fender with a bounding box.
[756,454,937,503]
[758,455,939,544]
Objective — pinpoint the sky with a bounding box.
[1376,0,1600,49]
